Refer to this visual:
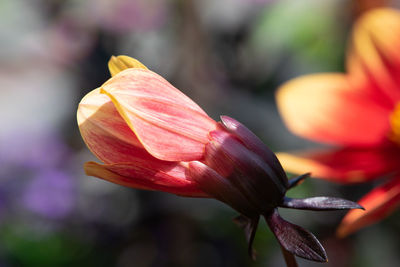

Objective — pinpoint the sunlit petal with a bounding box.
[337,178,400,237]
[276,73,391,146]
[84,161,207,197]
[277,146,400,183]
[108,55,148,77]
[77,88,148,164]
[348,8,400,105]
[101,68,218,161]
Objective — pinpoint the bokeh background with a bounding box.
[1,0,400,266]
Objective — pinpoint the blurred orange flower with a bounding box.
[276,8,400,237]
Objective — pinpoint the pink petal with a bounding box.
[337,177,400,237]
[101,68,218,162]
[277,146,400,183]
[77,88,151,164]
[276,73,391,146]
[84,160,208,197]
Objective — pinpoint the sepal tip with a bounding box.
[233,215,260,260]
[280,196,364,211]
[265,209,328,262]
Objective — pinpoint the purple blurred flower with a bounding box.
[0,132,76,220]
[0,133,68,170]
[22,170,76,219]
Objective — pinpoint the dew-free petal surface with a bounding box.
[337,177,400,237]
[77,88,149,164]
[108,55,148,77]
[276,73,391,146]
[348,8,400,106]
[101,68,218,161]
[277,146,400,183]
[85,161,207,197]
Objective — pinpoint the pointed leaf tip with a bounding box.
[266,210,328,262]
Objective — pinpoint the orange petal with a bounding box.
[101,68,218,162]
[108,55,148,77]
[337,177,400,237]
[84,161,208,197]
[276,73,391,146]
[77,88,149,164]
[277,146,400,183]
[348,8,400,106]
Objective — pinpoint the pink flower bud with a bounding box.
[78,56,362,266]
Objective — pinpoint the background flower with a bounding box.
[276,8,400,237]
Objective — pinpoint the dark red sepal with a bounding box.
[206,130,286,211]
[288,173,310,189]
[265,209,328,262]
[220,116,288,187]
[233,215,260,260]
[280,196,364,211]
[188,161,258,218]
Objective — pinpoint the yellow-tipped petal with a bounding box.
[108,55,148,77]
